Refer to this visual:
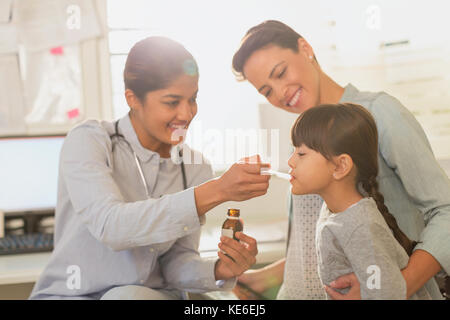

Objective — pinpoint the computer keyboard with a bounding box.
[0,233,54,255]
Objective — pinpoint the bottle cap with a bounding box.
[227,208,240,217]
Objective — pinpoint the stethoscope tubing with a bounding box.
[110,120,187,198]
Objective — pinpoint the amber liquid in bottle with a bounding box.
[221,208,243,241]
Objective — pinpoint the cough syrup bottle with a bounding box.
[221,208,243,241]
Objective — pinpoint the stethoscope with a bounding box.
[110,120,187,198]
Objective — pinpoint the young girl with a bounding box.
[288,103,431,299]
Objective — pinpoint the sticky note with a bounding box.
[67,108,79,119]
[50,47,64,55]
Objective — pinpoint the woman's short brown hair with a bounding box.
[232,20,307,81]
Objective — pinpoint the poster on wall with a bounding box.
[22,45,83,126]
[13,0,101,52]
[0,54,26,135]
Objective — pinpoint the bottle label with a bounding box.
[221,228,233,239]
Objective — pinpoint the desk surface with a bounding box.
[0,220,287,286]
[0,252,50,285]
[0,243,286,286]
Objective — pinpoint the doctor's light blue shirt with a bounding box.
[30,113,235,299]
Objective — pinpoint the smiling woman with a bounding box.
[123,37,199,156]
[232,20,341,115]
[28,35,270,300]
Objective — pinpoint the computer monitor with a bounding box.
[0,136,65,213]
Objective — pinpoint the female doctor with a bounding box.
[29,36,269,300]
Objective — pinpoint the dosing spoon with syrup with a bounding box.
[260,167,291,180]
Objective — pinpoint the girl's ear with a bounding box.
[332,154,354,180]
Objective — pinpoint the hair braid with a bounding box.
[362,176,419,256]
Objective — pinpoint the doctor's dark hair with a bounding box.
[232,20,317,81]
[291,103,419,256]
[124,36,199,101]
